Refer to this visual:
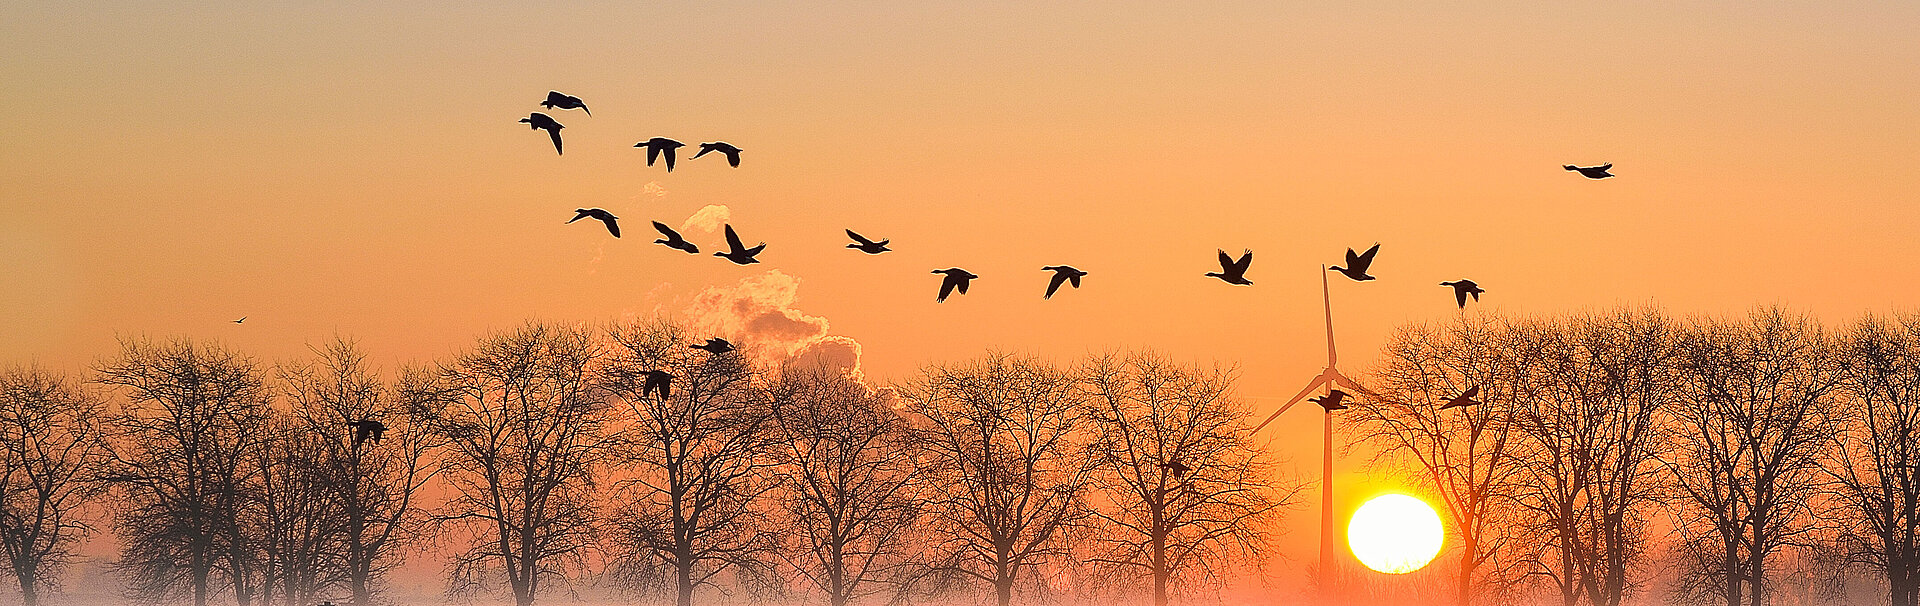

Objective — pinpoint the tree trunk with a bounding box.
[676,560,695,606]
[1458,535,1476,606]
[16,564,38,606]
[193,549,211,606]
[995,578,1014,606]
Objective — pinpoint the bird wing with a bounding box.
[743,243,766,256]
[1231,250,1253,272]
[661,376,671,398]
[1455,287,1468,308]
[1462,385,1480,400]
[1069,273,1082,287]
[725,150,740,167]
[847,229,874,245]
[1471,290,1481,301]
[653,221,681,240]
[1356,243,1379,266]
[956,277,970,295]
[938,277,957,302]
[1216,249,1233,271]
[547,129,563,155]
[664,148,677,172]
[603,217,620,238]
[1599,163,1612,171]
[691,146,713,160]
[647,145,661,166]
[546,90,567,105]
[724,225,745,251]
[567,211,589,224]
[1045,272,1069,299]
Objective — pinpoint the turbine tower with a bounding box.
[1252,266,1374,590]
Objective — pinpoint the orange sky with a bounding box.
[4,1,1919,598]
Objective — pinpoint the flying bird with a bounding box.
[1565,163,1614,179]
[1206,249,1254,286]
[346,420,387,448]
[1310,389,1351,412]
[1041,265,1087,299]
[651,221,699,254]
[714,224,766,265]
[932,268,978,303]
[540,90,590,115]
[845,229,891,254]
[692,338,735,355]
[1330,244,1380,282]
[1440,280,1485,309]
[636,138,686,172]
[233,316,246,324]
[1440,385,1481,410]
[518,113,564,155]
[1161,458,1191,477]
[642,370,673,401]
[566,208,620,238]
[691,142,743,167]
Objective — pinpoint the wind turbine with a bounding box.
[1252,265,1376,589]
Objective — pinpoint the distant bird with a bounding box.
[691,142,743,168]
[714,224,766,265]
[651,221,700,254]
[636,138,686,172]
[1041,265,1087,299]
[1330,244,1380,281]
[642,370,673,401]
[539,90,590,115]
[1161,458,1191,477]
[346,420,387,448]
[1565,163,1614,179]
[692,338,735,355]
[1440,280,1485,309]
[1440,385,1481,410]
[845,229,891,254]
[566,208,620,238]
[518,113,564,155]
[1206,249,1254,286]
[233,316,246,324]
[1310,389,1351,412]
[932,268,978,303]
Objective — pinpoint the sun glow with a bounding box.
[1347,493,1445,574]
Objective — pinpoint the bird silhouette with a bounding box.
[1041,265,1087,299]
[566,208,620,238]
[233,316,246,324]
[651,221,699,254]
[642,370,673,401]
[540,90,590,115]
[1330,244,1380,281]
[1440,280,1484,309]
[1161,458,1191,477]
[1310,389,1351,412]
[1206,249,1254,285]
[692,338,735,355]
[636,138,686,172]
[1440,385,1481,410]
[691,142,743,168]
[518,113,564,155]
[714,224,766,265]
[1565,163,1614,179]
[845,229,891,254]
[346,420,387,448]
[932,268,978,303]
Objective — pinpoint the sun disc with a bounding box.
[1347,493,1444,574]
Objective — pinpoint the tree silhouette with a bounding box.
[1830,313,1920,606]
[0,366,110,606]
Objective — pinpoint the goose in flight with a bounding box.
[1161,458,1191,477]
[540,90,590,115]
[518,113,565,155]
[692,338,736,355]
[1310,389,1351,412]
[567,208,620,238]
[932,268,978,303]
[1206,249,1253,286]
[233,316,247,324]
[652,221,699,254]
[691,142,743,167]
[1041,265,1087,299]
[1440,385,1481,410]
[714,224,766,265]
[1440,280,1484,309]
[347,420,387,448]
[1565,163,1614,179]
[642,370,673,401]
[636,138,686,172]
[1330,244,1379,281]
[845,229,891,254]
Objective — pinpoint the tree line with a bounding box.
[0,319,1294,606]
[1351,307,1920,606]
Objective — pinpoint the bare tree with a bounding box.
[1078,352,1299,606]
[902,352,1088,606]
[409,322,610,606]
[279,338,438,606]
[252,413,346,606]
[1350,314,1534,606]
[0,366,110,606]
[600,320,781,606]
[765,366,925,606]
[1829,312,1920,606]
[1663,308,1842,606]
[96,337,274,606]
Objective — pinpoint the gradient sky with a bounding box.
[4,0,1918,595]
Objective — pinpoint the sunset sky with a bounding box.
[4,1,1918,595]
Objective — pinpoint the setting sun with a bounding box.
[1348,493,1444,574]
